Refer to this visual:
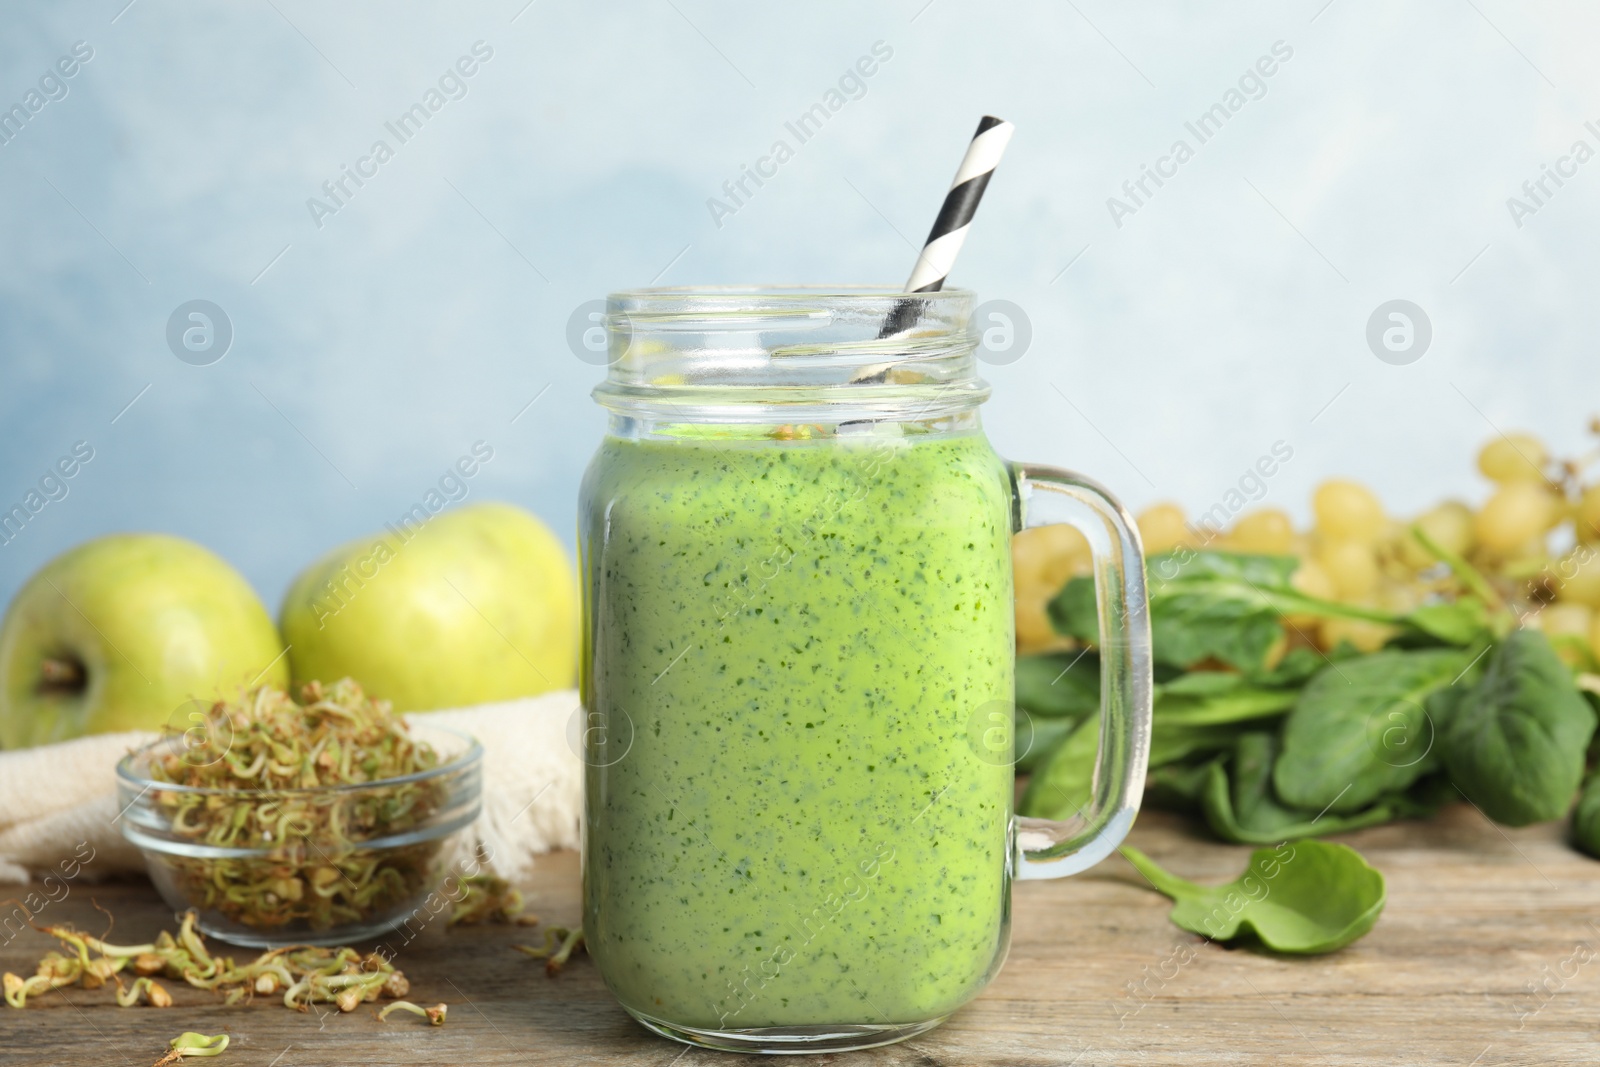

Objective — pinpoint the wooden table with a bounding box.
[3,806,1596,1066]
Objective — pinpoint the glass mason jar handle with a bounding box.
[1010,463,1153,880]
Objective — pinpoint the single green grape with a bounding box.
[1477,433,1548,484]
[1313,480,1386,544]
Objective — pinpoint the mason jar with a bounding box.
[577,286,1152,1054]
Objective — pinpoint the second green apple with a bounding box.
[280,502,577,712]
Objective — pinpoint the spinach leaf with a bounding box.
[1150,721,1244,768]
[1247,645,1337,688]
[1015,708,1079,775]
[1015,650,1099,719]
[1020,704,1257,822]
[1273,649,1467,813]
[1422,684,1467,735]
[1160,671,1246,697]
[1012,650,1100,775]
[1401,599,1493,648]
[1202,732,1433,844]
[1438,629,1597,827]
[1121,841,1385,954]
[1047,575,1099,646]
[1570,771,1600,860]
[1155,683,1297,727]
[1018,711,1101,820]
[1146,759,1218,811]
[1051,550,1401,673]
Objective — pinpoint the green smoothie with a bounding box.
[580,428,1016,1030]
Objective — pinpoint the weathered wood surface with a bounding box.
[3,806,1597,1066]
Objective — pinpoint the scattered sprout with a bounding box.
[449,874,538,926]
[152,1032,229,1066]
[378,1000,447,1025]
[512,925,585,976]
[3,908,436,1022]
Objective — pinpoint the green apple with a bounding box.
[279,501,578,712]
[0,534,289,748]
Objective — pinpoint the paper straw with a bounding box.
[878,115,1015,339]
[904,115,1015,292]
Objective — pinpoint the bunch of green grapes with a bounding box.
[1470,430,1600,659]
[1012,423,1600,662]
[1012,523,1091,651]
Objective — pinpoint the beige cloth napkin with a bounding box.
[0,690,585,885]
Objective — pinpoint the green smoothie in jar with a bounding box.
[581,428,1014,1029]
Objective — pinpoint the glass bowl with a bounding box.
[116,723,482,948]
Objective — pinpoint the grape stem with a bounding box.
[1408,524,1505,613]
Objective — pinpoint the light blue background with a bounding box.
[1,0,1596,611]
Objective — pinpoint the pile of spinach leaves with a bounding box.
[1018,549,1600,856]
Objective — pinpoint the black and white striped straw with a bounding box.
[878,115,1015,339]
[904,115,1015,292]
